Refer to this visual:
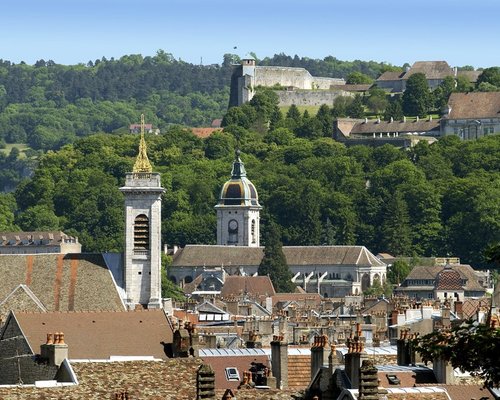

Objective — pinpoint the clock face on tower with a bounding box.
[228,219,238,232]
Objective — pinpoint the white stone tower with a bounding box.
[215,150,261,247]
[120,115,165,309]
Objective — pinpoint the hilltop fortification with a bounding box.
[229,55,347,107]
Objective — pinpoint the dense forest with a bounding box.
[0,51,498,269]
[1,105,498,268]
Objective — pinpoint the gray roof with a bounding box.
[172,245,385,268]
[401,264,485,292]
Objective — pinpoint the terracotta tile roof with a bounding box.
[435,269,463,290]
[12,309,173,359]
[345,118,440,135]
[288,354,310,388]
[271,293,322,308]
[401,264,485,292]
[440,384,494,400]
[0,358,204,399]
[377,368,436,388]
[221,387,302,399]
[377,71,405,81]
[447,92,500,119]
[404,61,454,80]
[0,253,124,320]
[221,276,276,298]
[172,245,385,268]
[201,352,270,390]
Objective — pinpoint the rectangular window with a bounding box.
[225,367,240,381]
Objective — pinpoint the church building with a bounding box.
[170,152,387,297]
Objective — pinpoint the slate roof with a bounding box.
[10,309,173,359]
[446,92,500,119]
[221,276,276,298]
[173,245,385,268]
[0,253,124,320]
[404,61,454,80]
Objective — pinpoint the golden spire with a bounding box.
[133,114,153,173]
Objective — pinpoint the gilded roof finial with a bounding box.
[133,114,153,173]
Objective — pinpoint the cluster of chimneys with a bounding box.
[311,335,328,348]
[272,335,285,342]
[45,332,66,345]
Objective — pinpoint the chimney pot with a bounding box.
[46,333,54,345]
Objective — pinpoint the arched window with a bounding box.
[134,214,149,249]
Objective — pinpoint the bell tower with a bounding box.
[120,115,165,309]
[215,150,261,247]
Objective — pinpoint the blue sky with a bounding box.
[2,0,499,69]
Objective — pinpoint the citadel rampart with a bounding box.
[229,58,347,107]
[275,90,351,107]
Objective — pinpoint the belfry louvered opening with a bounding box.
[134,214,149,250]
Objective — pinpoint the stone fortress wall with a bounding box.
[275,90,351,107]
[254,66,344,90]
[229,59,348,107]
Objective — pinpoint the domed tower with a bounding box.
[215,150,261,247]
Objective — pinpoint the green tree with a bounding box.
[380,191,412,256]
[366,87,389,115]
[476,67,500,88]
[346,94,364,118]
[346,71,374,84]
[384,98,404,121]
[402,73,431,117]
[387,260,411,285]
[414,321,500,387]
[315,104,333,136]
[258,221,296,293]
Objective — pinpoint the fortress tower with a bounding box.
[120,115,165,309]
[215,150,261,247]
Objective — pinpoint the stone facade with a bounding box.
[120,172,165,309]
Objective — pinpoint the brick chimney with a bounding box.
[271,335,288,389]
[40,332,68,367]
[311,335,329,379]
